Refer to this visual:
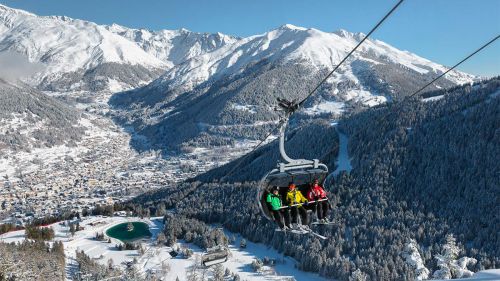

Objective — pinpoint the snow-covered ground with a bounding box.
[422,95,445,102]
[0,216,329,281]
[303,101,345,115]
[220,229,328,281]
[431,269,500,281]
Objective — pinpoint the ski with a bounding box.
[276,227,327,239]
[311,221,337,226]
[307,230,327,240]
[275,228,309,235]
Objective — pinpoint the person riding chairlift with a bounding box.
[266,186,289,230]
[306,179,330,223]
[285,182,310,230]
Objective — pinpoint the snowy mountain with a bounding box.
[150,24,473,95]
[105,23,238,65]
[110,24,476,152]
[0,4,235,93]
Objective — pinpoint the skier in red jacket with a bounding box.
[305,179,330,223]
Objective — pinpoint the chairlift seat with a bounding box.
[201,246,229,267]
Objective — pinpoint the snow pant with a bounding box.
[316,200,329,220]
[285,206,308,225]
[306,200,329,220]
[270,209,285,229]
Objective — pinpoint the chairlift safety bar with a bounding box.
[278,198,329,210]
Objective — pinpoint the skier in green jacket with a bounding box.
[266,186,288,230]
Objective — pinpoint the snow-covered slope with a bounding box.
[0,4,237,94]
[0,4,169,91]
[106,23,238,65]
[0,78,86,153]
[150,24,474,95]
[110,24,476,152]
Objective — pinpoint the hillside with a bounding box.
[0,79,85,153]
[109,24,475,153]
[124,77,499,280]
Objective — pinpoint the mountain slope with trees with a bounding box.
[109,25,475,153]
[124,77,499,280]
[0,79,86,152]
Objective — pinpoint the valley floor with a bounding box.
[0,89,262,222]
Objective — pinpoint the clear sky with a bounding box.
[2,0,499,76]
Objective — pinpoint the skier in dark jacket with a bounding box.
[266,186,289,230]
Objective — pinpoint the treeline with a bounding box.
[163,213,228,250]
[25,225,55,241]
[117,181,201,215]
[74,249,122,280]
[31,211,81,226]
[0,223,23,235]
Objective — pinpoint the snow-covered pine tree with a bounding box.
[433,234,477,279]
[349,269,367,281]
[213,264,225,281]
[402,239,430,280]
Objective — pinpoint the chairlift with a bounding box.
[169,249,178,258]
[240,239,247,249]
[258,98,329,222]
[201,245,229,267]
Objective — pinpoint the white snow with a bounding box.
[303,101,345,115]
[105,23,237,65]
[221,230,328,281]
[423,95,445,102]
[403,239,430,280]
[227,50,243,68]
[152,24,475,96]
[430,269,500,281]
[231,103,257,114]
[0,4,167,86]
[342,88,388,107]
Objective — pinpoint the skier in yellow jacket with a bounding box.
[285,183,309,230]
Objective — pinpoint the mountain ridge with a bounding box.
[0,4,236,92]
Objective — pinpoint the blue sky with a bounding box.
[2,0,499,76]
